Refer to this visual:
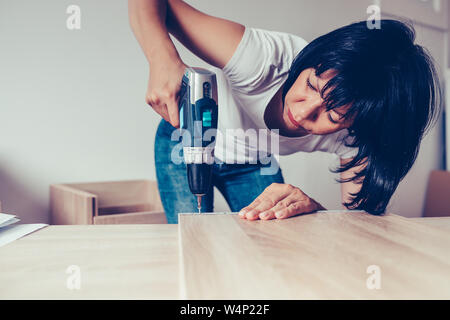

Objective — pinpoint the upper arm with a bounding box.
[166,0,245,69]
[340,158,365,207]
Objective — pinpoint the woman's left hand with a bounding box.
[239,183,326,221]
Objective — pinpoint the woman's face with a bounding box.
[282,68,353,135]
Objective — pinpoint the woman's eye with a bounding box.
[327,113,339,124]
[307,78,316,91]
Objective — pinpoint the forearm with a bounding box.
[128,0,181,65]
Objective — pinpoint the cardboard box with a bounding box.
[423,170,450,217]
[50,180,166,224]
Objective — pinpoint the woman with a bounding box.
[128,0,440,223]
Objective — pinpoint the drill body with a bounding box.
[178,67,218,212]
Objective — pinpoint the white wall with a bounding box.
[0,0,446,223]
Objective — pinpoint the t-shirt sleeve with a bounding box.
[222,27,308,94]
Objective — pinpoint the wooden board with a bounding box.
[410,217,450,232]
[0,225,178,299]
[93,210,167,224]
[179,212,450,299]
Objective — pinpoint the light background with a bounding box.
[0,0,447,222]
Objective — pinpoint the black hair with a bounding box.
[282,19,441,215]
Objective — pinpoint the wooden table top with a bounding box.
[410,217,450,232]
[179,212,450,299]
[0,225,179,299]
[0,213,449,299]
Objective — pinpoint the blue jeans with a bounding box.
[154,119,284,224]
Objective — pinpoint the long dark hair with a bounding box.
[282,19,441,215]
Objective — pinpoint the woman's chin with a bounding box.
[280,122,310,137]
[286,120,308,133]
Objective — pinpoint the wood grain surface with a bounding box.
[0,225,178,299]
[2,213,450,299]
[410,217,450,232]
[179,212,450,299]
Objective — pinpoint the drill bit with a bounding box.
[196,195,202,214]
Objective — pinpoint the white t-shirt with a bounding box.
[210,26,358,164]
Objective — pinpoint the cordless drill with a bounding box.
[178,67,218,213]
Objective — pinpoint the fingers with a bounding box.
[146,91,179,127]
[262,198,317,220]
[239,183,294,221]
[239,183,322,222]
[258,194,299,220]
[241,198,276,221]
[146,94,168,122]
[145,61,186,128]
[166,93,180,128]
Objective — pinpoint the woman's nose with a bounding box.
[294,98,322,122]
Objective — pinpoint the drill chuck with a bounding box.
[186,163,213,196]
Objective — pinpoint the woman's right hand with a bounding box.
[130,0,243,128]
[146,53,187,128]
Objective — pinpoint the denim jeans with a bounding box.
[154,119,284,224]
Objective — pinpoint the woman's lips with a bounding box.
[287,108,301,127]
